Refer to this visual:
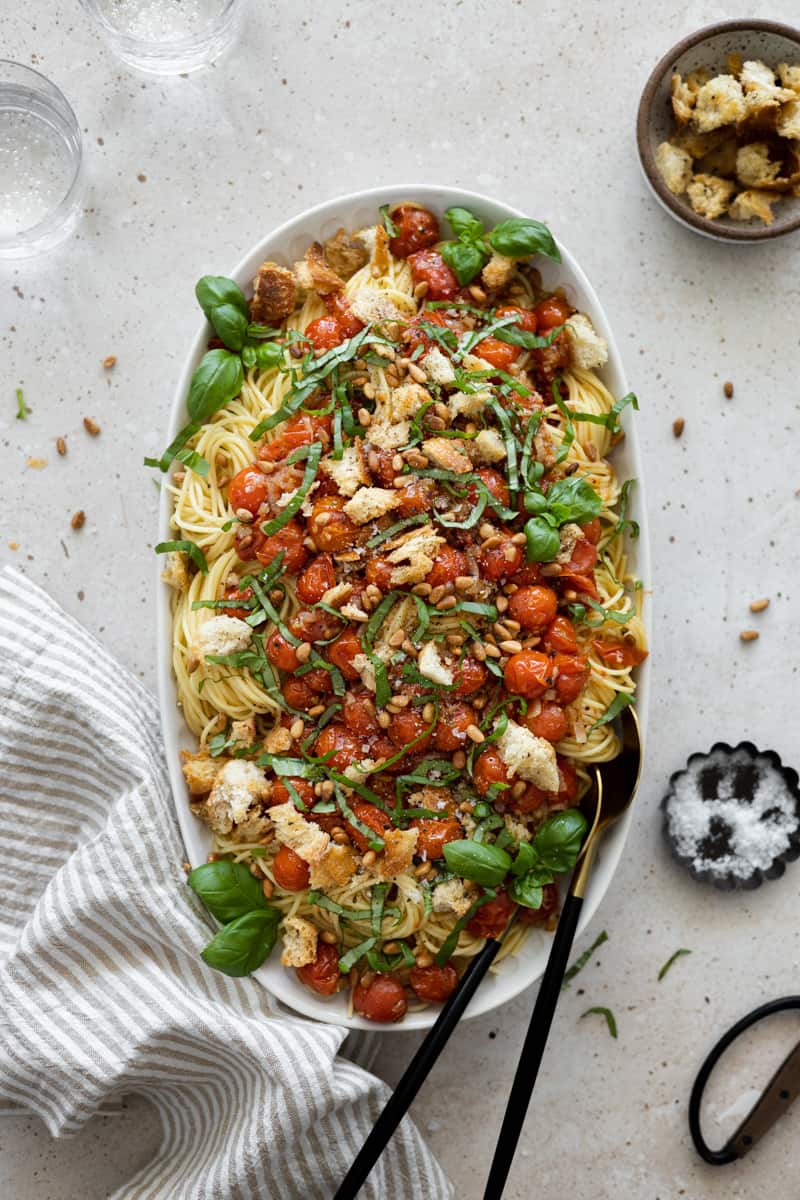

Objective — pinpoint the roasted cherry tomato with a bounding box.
[452,657,488,697]
[345,799,393,852]
[266,628,300,672]
[581,517,602,545]
[468,467,510,509]
[593,640,648,669]
[466,890,515,939]
[426,545,469,588]
[504,650,554,699]
[543,615,579,654]
[495,305,538,333]
[326,626,363,681]
[258,411,333,463]
[282,676,323,711]
[471,336,520,371]
[396,477,435,517]
[553,653,589,704]
[533,296,572,331]
[289,606,343,645]
[478,538,523,581]
[227,465,269,517]
[409,963,459,1003]
[559,538,599,599]
[403,309,460,354]
[313,724,363,773]
[514,756,578,814]
[297,941,340,995]
[353,975,408,1023]
[518,882,560,925]
[473,748,511,797]
[411,817,462,860]
[342,689,379,736]
[407,249,459,301]
[433,701,477,751]
[388,205,440,258]
[308,496,358,553]
[270,777,315,808]
[507,585,558,632]
[253,519,308,573]
[221,583,255,621]
[364,556,395,591]
[272,845,310,891]
[305,314,345,353]
[323,291,365,338]
[523,701,568,743]
[296,554,337,605]
[387,706,433,752]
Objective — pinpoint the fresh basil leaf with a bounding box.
[445,206,484,240]
[379,203,399,237]
[186,349,244,423]
[253,341,285,369]
[523,491,548,515]
[441,240,485,286]
[546,476,602,526]
[260,443,321,536]
[524,516,560,563]
[209,303,249,352]
[511,842,537,877]
[200,908,280,977]
[338,936,378,973]
[509,876,543,910]
[187,860,269,923]
[589,691,634,733]
[488,217,561,262]
[195,275,249,319]
[155,539,208,574]
[563,929,608,989]
[241,345,257,369]
[443,839,512,887]
[532,808,588,874]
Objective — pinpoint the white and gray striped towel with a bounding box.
[0,567,452,1200]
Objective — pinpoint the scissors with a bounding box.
[690,996,800,1164]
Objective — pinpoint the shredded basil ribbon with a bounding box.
[155,539,208,574]
[260,442,321,536]
[435,890,496,966]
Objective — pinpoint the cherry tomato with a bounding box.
[553,654,589,704]
[495,305,538,334]
[297,941,340,996]
[523,701,568,743]
[323,292,364,338]
[388,706,433,751]
[512,755,578,814]
[227,465,269,517]
[507,585,558,633]
[409,963,459,1003]
[559,538,599,599]
[504,650,554,699]
[313,724,363,773]
[532,330,572,380]
[272,845,310,891]
[518,882,560,925]
[353,975,408,1023]
[326,626,363,681]
[471,336,520,371]
[266,628,300,672]
[296,554,337,605]
[593,640,648,669]
[259,412,333,463]
[426,545,469,588]
[368,449,399,487]
[365,556,395,591]
[308,496,357,553]
[221,583,254,621]
[403,309,460,354]
[467,467,510,509]
[466,890,515,939]
[253,519,308,573]
[533,296,571,331]
[305,314,345,353]
[396,477,435,517]
[507,782,549,815]
[388,205,440,258]
[407,249,459,301]
[346,799,393,852]
[452,657,488,697]
[478,538,523,581]
[556,757,579,804]
[368,733,407,774]
[342,689,379,736]
[581,517,602,545]
[433,701,477,751]
[543,615,579,654]
[411,817,462,860]
[282,676,323,710]
[473,748,511,797]
[270,777,315,808]
[513,563,543,587]
[289,606,343,645]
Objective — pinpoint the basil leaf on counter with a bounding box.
[489,217,560,262]
[200,908,281,977]
[581,1006,618,1038]
[188,860,269,923]
[443,839,512,888]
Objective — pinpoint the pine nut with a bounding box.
[261,878,274,899]
[413,281,430,299]
[415,861,433,879]
[320,929,338,944]
[103,354,117,369]
[391,694,410,707]
[499,639,523,654]
[70,510,86,530]
[308,704,326,717]
[388,628,406,647]
[672,417,685,438]
[320,780,335,799]
[469,284,487,302]
[83,416,101,436]
[358,407,371,426]
[452,751,467,769]
[511,532,527,546]
[495,595,509,612]
[56,436,67,456]
[363,382,376,401]
[296,642,312,663]
[483,644,502,658]
[437,595,457,610]
[382,941,400,955]
[479,522,496,540]
[235,507,254,523]
[412,583,432,597]
[408,362,427,383]
[749,598,769,613]
[402,639,418,657]
[472,642,487,661]
[455,574,475,590]
[392,453,404,471]
[422,702,435,723]
[512,780,527,798]
[504,543,517,562]
[466,724,485,743]
[723,380,734,398]
[290,718,305,740]
[482,535,502,551]
[377,711,391,729]
[415,949,434,966]
[740,630,759,642]
[332,829,350,845]
[362,850,377,868]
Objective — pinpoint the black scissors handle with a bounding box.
[689,996,800,1165]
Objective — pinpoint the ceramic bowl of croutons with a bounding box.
[637,19,800,241]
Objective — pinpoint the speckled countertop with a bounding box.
[3,2,800,1197]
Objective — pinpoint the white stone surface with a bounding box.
[3,1,800,1196]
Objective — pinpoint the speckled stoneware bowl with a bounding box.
[662,742,800,890]
[637,20,800,242]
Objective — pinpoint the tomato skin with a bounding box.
[472,336,520,371]
[346,799,393,853]
[507,585,558,632]
[581,517,602,545]
[408,249,459,300]
[267,628,300,672]
[543,615,579,654]
[272,845,310,891]
[556,757,579,804]
[368,733,407,774]
[433,701,476,751]
[495,305,538,334]
[478,539,523,581]
[253,519,308,573]
[560,538,599,599]
[288,606,342,646]
[313,724,363,773]
[228,466,269,517]
[326,626,363,681]
[409,963,459,1003]
[518,882,560,925]
[452,657,488,698]
[523,701,568,743]
[473,748,512,797]
[282,676,322,710]
[504,650,554,699]
[411,817,462,860]
[297,941,340,996]
[343,689,379,736]
[388,707,433,752]
[305,314,345,353]
[365,556,395,591]
[426,545,469,588]
[323,292,364,338]
[270,777,315,808]
[259,412,333,463]
[468,467,510,509]
[553,654,589,704]
[466,890,515,939]
[593,640,648,669]
[389,205,440,258]
[308,496,358,553]
[353,975,408,1023]
[403,309,460,354]
[396,478,435,517]
[222,583,254,621]
[534,296,571,331]
[296,554,337,605]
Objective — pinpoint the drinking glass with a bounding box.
[0,62,84,260]
[79,0,243,74]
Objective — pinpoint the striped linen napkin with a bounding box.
[0,567,452,1200]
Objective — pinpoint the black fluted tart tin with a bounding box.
[661,741,800,891]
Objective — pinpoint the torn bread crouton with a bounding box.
[433,878,479,918]
[355,222,391,277]
[496,720,560,792]
[366,411,411,450]
[309,843,358,890]
[324,443,369,497]
[194,615,252,660]
[692,75,745,132]
[269,802,330,864]
[280,916,319,968]
[777,63,800,94]
[503,813,533,844]
[293,242,343,297]
[421,437,472,474]
[422,348,456,385]
[387,381,431,422]
[181,748,221,795]
[728,188,779,225]
[556,523,583,565]
[323,227,369,280]
[250,262,297,324]
[379,828,419,880]
[686,173,737,219]
[352,652,377,692]
[161,551,190,591]
[469,428,506,465]
[230,716,257,745]
[655,141,693,195]
[696,136,739,177]
[262,724,293,754]
[671,127,729,160]
[736,142,781,186]
[386,526,445,585]
[349,287,412,326]
[408,786,456,815]
[320,582,353,609]
[671,73,697,125]
[205,760,270,834]
[777,99,800,140]
[417,641,454,687]
[565,313,609,370]
[481,252,516,291]
[448,390,491,420]
[343,486,402,524]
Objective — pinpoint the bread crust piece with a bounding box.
[685,173,737,219]
[250,261,297,324]
[293,241,344,297]
[280,916,318,968]
[323,228,369,280]
[728,188,780,225]
[692,75,745,133]
[655,141,693,195]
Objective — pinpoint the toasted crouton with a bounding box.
[777,99,800,140]
[250,261,297,325]
[728,188,780,225]
[503,813,533,844]
[469,429,506,465]
[670,127,729,160]
[349,286,411,326]
[565,313,609,370]
[230,716,257,745]
[262,724,293,755]
[309,843,358,889]
[323,227,369,280]
[367,411,411,451]
[432,878,478,918]
[556,523,583,565]
[671,73,697,126]
[421,348,456,385]
[421,437,472,474]
[324,443,369,496]
[181,748,221,795]
[740,60,778,92]
[293,242,344,297]
[448,390,490,420]
[655,141,693,195]
[417,641,454,687]
[496,720,560,792]
[686,173,737,219]
[379,828,419,879]
[481,252,516,291]
[692,75,745,133]
[205,760,270,834]
[387,381,431,422]
[777,63,800,94]
[343,486,402,524]
[386,526,444,585]
[194,615,253,660]
[280,916,318,968]
[736,142,781,186]
[269,802,330,864]
[161,550,191,591]
[696,136,739,177]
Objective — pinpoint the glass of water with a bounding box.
[0,62,84,260]
[79,0,243,74]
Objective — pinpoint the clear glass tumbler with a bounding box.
[79,0,243,74]
[0,62,84,260]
